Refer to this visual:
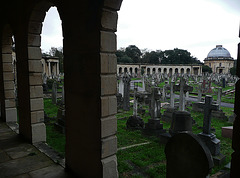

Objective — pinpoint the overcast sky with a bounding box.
[41,0,240,62]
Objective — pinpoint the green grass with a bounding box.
[44,95,233,177]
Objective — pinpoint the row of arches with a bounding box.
[118,66,191,75]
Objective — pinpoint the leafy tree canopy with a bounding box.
[202,65,212,73]
[116,45,202,65]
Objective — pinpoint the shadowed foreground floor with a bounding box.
[0,121,71,178]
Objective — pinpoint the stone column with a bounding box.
[57,61,60,75]
[48,61,51,78]
[2,30,17,123]
[63,1,121,177]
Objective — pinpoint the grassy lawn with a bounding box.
[44,95,233,177]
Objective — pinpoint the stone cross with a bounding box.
[198,95,219,134]
[149,87,161,119]
[173,77,193,111]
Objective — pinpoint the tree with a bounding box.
[142,50,161,64]
[116,48,133,63]
[230,67,236,75]
[125,45,142,63]
[202,65,212,73]
[160,48,201,64]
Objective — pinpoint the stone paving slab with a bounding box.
[0,153,53,177]
[0,121,71,177]
[29,165,72,178]
[5,143,39,159]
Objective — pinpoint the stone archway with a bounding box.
[181,68,184,74]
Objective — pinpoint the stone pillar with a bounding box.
[57,61,60,75]
[2,31,17,123]
[48,61,51,78]
[231,41,240,177]
[63,1,122,177]
[17,7,47,143]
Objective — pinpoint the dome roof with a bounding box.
[207,45,231,58]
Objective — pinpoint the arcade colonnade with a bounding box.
[0,0,239,177]
[117,63,203,76]
[0,0,121,177]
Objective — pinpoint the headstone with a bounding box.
[118,76,124,96]
[173,77,193,111]
[197,95,226,165]
[61,84,65,104]
[52,80,57,104]
[122,74,131,111]
[126,88,144,129]
[169,111,192,136]
[54,105,65,133]
[165,132,214,178]
[144,87,166,135]
[222,77,226,88]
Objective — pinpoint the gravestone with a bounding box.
[54,105,65,133]
[173,77,193,111]
[52,80,57,104]
[122,74,131,111]
[169,111,192,136]
[222,77,226,88]
[197,95,226,165]
[165,132,213,178]
[144,87,166,135]
[118,76,124,96]
[126,87,144,129]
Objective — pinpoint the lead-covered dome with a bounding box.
[207,45,231,58]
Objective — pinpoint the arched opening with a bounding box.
[158,68,161,73]
[187,68,190,74]
[119,67,122,74]
[169,68,173,76]
[181,68,184,74]
[124,67,128,73]
[129,67,133,75]
[152,68,156,74]
[135,67,138,76]
[175,68,178,74]
[147,68,150,75]
[164,68,167,74]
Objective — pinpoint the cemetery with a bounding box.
[42,72,236,177]
[0,0,240,177]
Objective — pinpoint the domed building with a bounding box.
[204,45,235,74]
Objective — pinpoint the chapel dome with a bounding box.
[207,45,231,58]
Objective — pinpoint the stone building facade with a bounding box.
[204,45,235,74]
[117,63,202,76]
[41,56,60,78]
[0,0,239,177]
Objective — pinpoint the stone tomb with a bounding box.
[165,132,214,178]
